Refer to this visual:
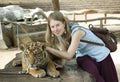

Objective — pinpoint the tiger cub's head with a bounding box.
[21,41,50,69]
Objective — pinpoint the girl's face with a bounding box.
[49,19,65,37]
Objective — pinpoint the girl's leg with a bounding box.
[99,54,118,82]
[76,55,105,82]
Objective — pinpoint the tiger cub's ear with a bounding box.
[36,42,46,50]
[20,43,26,51]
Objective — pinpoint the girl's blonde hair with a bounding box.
[45,11,71,49]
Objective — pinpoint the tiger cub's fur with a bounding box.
[13,41,60,78]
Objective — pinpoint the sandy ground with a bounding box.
[0,48,21,69]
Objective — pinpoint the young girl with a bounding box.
[45,11,118,82]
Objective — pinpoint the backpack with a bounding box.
[81,24,117,52]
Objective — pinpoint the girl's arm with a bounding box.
[46,30,85,60]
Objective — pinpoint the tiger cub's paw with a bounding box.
[12,59,22,67]
[47,69,60,78]
[30,69,46,78]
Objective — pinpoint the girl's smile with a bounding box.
[50,19,65,36]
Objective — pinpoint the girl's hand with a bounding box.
[54,62,64,69]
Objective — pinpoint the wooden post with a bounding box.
[100,19,103,28]
[84,13,87,24]
[73,13,75,21]
[52,0,60,11]
[104,13,107,24]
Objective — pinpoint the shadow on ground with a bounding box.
[0,56,95,82]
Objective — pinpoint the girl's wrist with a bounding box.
[46,46,50,51]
